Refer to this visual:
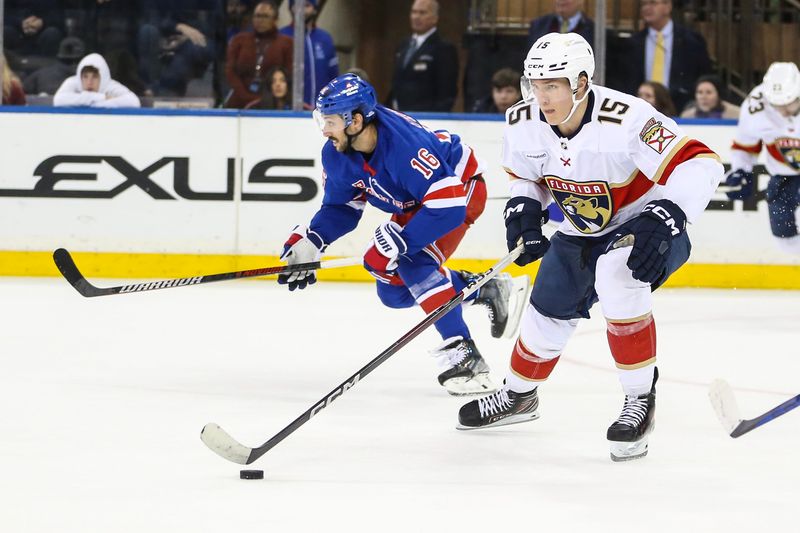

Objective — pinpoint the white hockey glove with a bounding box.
[363,221,407,283]
[278,225,326,291]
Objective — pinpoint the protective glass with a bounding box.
[520,77,571,103]
[520,76,535,102]
[313,110,348,134]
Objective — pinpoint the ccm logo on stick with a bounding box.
[309,374,361,418]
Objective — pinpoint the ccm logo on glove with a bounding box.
[503,196,550,267]
[642,203,683,236]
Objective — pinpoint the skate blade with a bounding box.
[444,373,498,397]
[502,275,532,339]
[609,437,649,462]
[456,411,540,431]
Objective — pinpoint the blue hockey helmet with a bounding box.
[314,74,377,132]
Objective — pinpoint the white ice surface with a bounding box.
[1,277,798,532]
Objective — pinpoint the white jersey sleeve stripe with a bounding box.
[424,197,467,210]
[346,199,366,211]
[425,175,463,195]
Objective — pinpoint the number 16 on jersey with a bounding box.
[410,148,441,179]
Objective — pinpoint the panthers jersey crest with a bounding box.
[774,137,800,170]
[545,176,613,234]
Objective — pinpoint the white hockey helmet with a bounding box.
[762,62,800,106]
[522,33,594,97]
[521,32,595,123]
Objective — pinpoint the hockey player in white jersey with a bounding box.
[457,33,723,461]
[723,61,800,255]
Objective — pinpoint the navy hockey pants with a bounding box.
[766,175,800,238]
[530,229,692,321]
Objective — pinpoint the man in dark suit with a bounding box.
[528,0,594,49]
[613,0,711,113]
[388,0,458,112]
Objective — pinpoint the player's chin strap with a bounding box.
[559,84,591,125]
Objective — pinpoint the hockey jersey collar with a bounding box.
[540,89,596,141]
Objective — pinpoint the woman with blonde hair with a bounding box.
[2,54,27,105]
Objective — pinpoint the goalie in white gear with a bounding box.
[723,61,800,255]
[457,33,723,461]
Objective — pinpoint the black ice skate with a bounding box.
[607,367,658,462]
[462,271,531,339]
[430,336,497,396]
[457,386,540,430]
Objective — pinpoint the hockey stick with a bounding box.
[52,248,361,298]
[709,379,800,438]
[200,244,524,465]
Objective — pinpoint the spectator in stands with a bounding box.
[246,65,292,110]
[2,54,27,106]
[637,80,677,116]
[615,0,711,113]
[388,0,458,112]
[225,1,293,108]
[280,0,339,107]
[680,74,740,119]
[53,52,141,108]
[3,0,63,60]
[76,0,147,97]
[138,0,219,97]
[24,37,85,96]
[226,0,253,42]
[471,67,522,114]
[527,0,594,49]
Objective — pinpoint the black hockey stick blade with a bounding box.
[709,379,800,438]
[52,248,360,298]
[200,244,524,465]
[53,248,111,297]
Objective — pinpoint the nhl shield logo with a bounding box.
[775,137,800,170]
[545,176,613,234]
[639,117,677,154]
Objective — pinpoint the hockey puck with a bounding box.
[239,469,264,480]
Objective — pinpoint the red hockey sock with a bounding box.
[510,338,560,381]
[606,315,656,369]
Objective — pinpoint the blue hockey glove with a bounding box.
[363,221,407,283]
[625,199,687,284]
[278,225,326,291]
[723,169,755,200]
[504,197,550,266]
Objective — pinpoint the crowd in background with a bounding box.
[1,0,745,118]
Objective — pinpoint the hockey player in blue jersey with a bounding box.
[277,73,527,396]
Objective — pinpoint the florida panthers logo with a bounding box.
[545,177,613,234]
[774,137,800,170]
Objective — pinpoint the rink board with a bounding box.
[0,108,797,289]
